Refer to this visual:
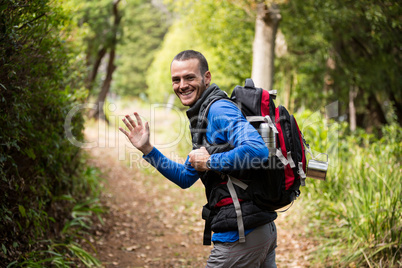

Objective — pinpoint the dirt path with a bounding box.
[82,101,316,267]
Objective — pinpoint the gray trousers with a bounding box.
[206,221,277,268]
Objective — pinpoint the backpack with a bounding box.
[200,78,309,243]
[228,78,308,212]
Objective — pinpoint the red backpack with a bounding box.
[229,78,308,211]
[199,79,310,243]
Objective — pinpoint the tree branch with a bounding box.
[18,13,47,31]
[288,47,319,55]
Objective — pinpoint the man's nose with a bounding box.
[180,80,189,89]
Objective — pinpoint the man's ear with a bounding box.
[204,71,211,86]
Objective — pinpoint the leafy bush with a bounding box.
[0,0,101,266]
[297,110,402,267]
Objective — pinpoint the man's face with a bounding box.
[171,58,211,107]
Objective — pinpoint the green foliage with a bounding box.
[278,0,402,126]
[0,0,102,266]
[69,0,117,95]
[7,176,104,267]
[70,0,170,99]
[146,0,255,103]
[147,0,401,129]
[178,0,255,91]
[146,20,204,104]
[113,0,170,97]
[71,0,118,55]
[296,110,402,267]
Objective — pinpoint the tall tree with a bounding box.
[75,0,115,95]
[251,2,281,90]
[91,0,121,120]
[75,0,169,117]
[73,0,122,120]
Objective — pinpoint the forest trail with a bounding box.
[82,100,316,267]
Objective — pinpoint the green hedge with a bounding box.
[0,1,100,266]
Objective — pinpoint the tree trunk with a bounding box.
[349,85,357,132]
[324,51,335,94]
[91,51,117,121]
[251,2,281,91]
[86,47,107,94]
[91,0,121,121]
[366,92,387,134]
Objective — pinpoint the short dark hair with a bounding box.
[172,50,209,75]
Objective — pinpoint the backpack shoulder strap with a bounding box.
[194,97,235,147]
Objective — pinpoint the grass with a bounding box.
[10,240,102,268]
[296,111,402,267]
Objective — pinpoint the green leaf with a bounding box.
[18,205,26,218]
[1,244,6,255]
[6,261,18,268]
[23,148,36,160]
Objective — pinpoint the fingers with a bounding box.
[188,153,195,167]
[123,112,144,129]
[121,115,134,132]
[134,112,143,126]
[125,114,137,130]
[145,121,150,133]
[120,112,149,136]
[188,148,209,171]
[119,126,129,137]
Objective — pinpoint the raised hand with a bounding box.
[119,112,153,155]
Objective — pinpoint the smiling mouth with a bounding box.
[181,90,194,96]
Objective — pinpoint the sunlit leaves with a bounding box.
[147,0,256,102]
[113,0,170,97]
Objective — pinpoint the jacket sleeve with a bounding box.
[206,100,269,172]
[143,147,200,189]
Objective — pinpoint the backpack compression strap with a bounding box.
[227,175,252,243]
[298,162,307,186]
[202,174,248,245]
[226,175,247,243]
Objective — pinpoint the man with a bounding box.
[119,50,277,267]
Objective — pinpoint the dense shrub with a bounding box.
[0,0,99,265]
